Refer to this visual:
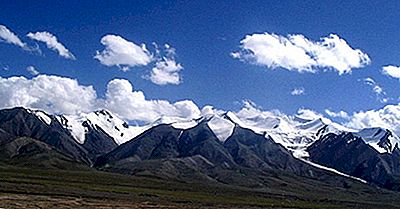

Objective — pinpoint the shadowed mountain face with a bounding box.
[0,137,90,170]
[225,126,293,170]
[0,127,14,144]
[225,126,308,173]
[0,107,91,164]
[94,121,350,186]
[178,121,235,166]
[94,124,220,181]
[3,107,400,192]
[82,123,118,160]
[95,124,182,166]
[0,107,119,165]
[94,122,230,170]
[308,132,400,190]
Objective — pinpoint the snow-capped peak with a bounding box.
[354,127,400,153]
[153,111,236,142]
[25,108,53,125]
[23,106,400,156]
[207,113,235,141]
[152,115,200,130]
[223,109,351,158]
[55,110,152,145]
[87,110,152,145]
[55,114,87,144]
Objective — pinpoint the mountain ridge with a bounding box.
[1,106,400,191]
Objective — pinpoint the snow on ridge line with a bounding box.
[25,108,53,125]
[207,114,235,141]
[171,121,198,129]
[22,106,354,148]
[23,107,398,155]
[147,114,236,141]
[221,112,354,158]
[147,113,237,142]
[33,111,52,125]
[57,114,87,144]
[84,110,150,145]
[57,111,155,145]
[353,127,400,153]
[301,159,367,184]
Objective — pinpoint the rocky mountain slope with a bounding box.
[1,106,400,191]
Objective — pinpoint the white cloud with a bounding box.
[234,101,400,139]
[104,79,199,122]
[27,31,75,59]
[26,66,39,75]
[234,101,400,138]
[232,33,370,74]
[148,44,183,85]
[0,75,201,122]
[2,74,399,138]
[235,100,284,119]
[325,109,350,119]
[94,35,152,71]
[0,75,97,115]
[291,87,305,96]
[0,25,28,50]
[149,59,182,85]
[346,104,400,136]
[382,65,400,79]
[234,101,326,125]
[363,77,388,103]
[296,108,324,120]
[95,37,184,85]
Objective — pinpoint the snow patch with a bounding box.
[33,110,52,125]
[355,128,400,153]
[368,143,387,154]
[207,115,235,141]
[57,114,87,144]
[226,111,346,158]
[171,120,198,129]
[86,110,151,145]
[301,159,367,184]
[25,108,52,125]
[55,110,153,145]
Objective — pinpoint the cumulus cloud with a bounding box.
[0,75,201,122]
[27,31,75,59]
[296,108,324,120]
[382,65,400,79]
[0,24,28,50]
[346,104,400,136]
[291,87,305,96]
[95,36,184,85]
[363,77,388,103]
[325,109,350,119]
[235,100,284,119]
[234,101,400,138]
[94,35,152,71]
[149,59,182,85]
[0,75,97,115]
[232,33,370,74]
[2,74,399,138]
[104,79,199,122]
[148,44,183,85]
[234,101,326,124]
[26,66,40,75]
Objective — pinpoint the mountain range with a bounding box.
[1,106,400,191]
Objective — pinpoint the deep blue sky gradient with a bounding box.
[1,0,399,116]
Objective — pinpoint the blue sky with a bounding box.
[1,0,400,122]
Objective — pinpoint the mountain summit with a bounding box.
[1,106,400,191]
